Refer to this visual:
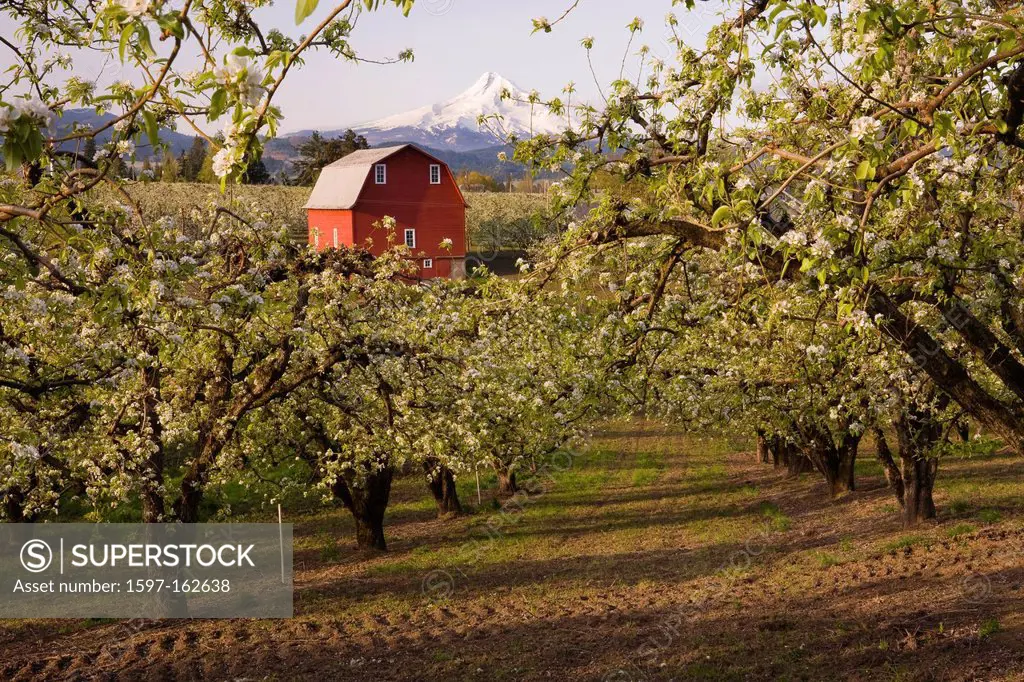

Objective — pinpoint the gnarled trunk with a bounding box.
[801,426,860,498]
[873,428,905,507]
[333,467,394,551]
[786,446,814,477]
[769,436,786,468]
[955,419,970,443]
[424,458,462,516]
[3,487,31,523]
[767,436,812,475]
[756,430,770,464]
[497,471,518,495]
[900,454,938,527]
[495,466,518,495]
[894,405,943,528]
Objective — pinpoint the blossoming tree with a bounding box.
[515,0,1024,525]
[0,0,417,521]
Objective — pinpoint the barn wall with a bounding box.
[307,209,353,251]
[351,147,467,261]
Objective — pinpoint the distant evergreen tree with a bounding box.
[242,157,271,184]
[180,137,207,181]
[159,152,179,182]
[81,137,97,166]
[196,134,223,184]
[291,130,369,186]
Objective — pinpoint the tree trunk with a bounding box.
[495,464,518,495]
[756,430,770,464]
[873,427,905,507]
[769,436,785,468]
[833,437,858,497]
[172,343,234,524]
[141,483,166,524]
[140,362,166,524]
[900,455,938,528]
[801,427,859,497]
[3,487,28,522]
[894,405,943,528]
[424,459,462,516]
[173,485,203,524]
[786,446,814,476]
[770,436,812,475]
[333,467,394,551]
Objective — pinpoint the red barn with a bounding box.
[304,144,468,278]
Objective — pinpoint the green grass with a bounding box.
[978,508,1002,524]
[814,551,843,568]
[759,501,792,532]
[631,450,665,487]
[944,523,976,539]
[882,534,930,553]
[948,500,972,516]
[979,618,1001,639]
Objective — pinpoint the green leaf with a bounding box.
[137,25,155,57]
[209,89,227,120]
[855,160,873,181]
[118,24,134,63]
[142,110,160,148]
[811,4,827,26]
[295,0,319,24]
[711,205,732,228]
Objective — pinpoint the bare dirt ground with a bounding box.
[2,423,1024,681]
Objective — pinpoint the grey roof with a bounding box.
[303,145,410,210]
[325,145,409,168]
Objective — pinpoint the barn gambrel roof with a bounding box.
[302,143,467,210]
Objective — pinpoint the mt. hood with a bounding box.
[314,72,567,152]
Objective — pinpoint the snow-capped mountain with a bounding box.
[315,72,567,152]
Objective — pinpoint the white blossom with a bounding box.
[849,116,880,140]
[212,148,235,178]
[11,442,42,461]
[13,96,52,124]
[116,0,152,18]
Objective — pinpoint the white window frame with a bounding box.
[404,228,416,249]
[423,258,433,269]
[333,227,338,248]
[375,164,387,184]
[429,164,441,185]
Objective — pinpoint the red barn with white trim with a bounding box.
[304,144,468,278]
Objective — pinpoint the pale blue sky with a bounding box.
[1,0,725,133]
[268,0,722,132]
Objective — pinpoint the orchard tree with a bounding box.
[0,0,421,522]
[455,278,606,495]
[514,0,1024,525]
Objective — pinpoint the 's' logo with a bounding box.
[20,539,52,573]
